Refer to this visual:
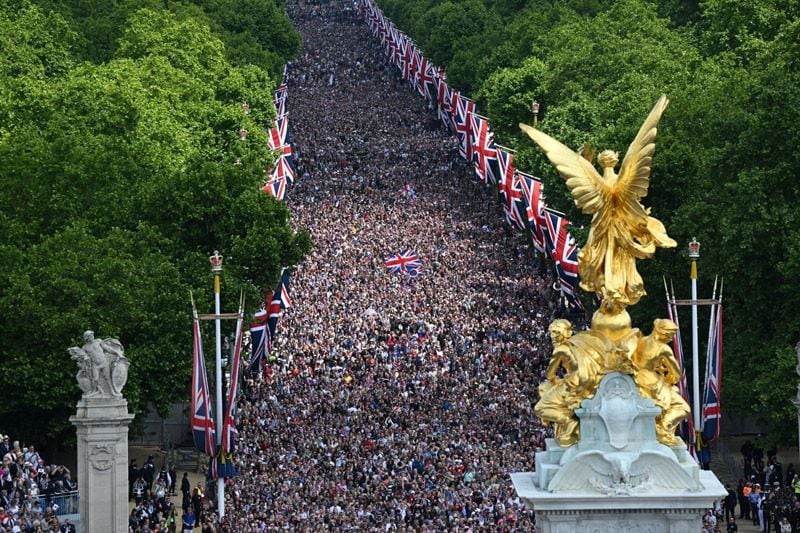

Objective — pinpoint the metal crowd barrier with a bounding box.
[39,490,79,516]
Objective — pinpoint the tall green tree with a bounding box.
[0,1,309,444]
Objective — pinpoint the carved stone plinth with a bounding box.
[512,373,726,532]
[70,397,135,533]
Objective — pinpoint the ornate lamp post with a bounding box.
[209,251,225,518]
[689,238,701,430]
[532,100,540,127]
[242,102,250,115]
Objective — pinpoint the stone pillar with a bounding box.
[70,397,134,533]
[67,330,134,533]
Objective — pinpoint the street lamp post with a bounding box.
[209,251,225,519]
[688,238,701,431]
[532,100,540,127]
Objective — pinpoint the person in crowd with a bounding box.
[725,484,737,523]
[128,459,139,501]
[142,456,155,494]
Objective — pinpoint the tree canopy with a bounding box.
[0,0,309,443]
[377,0,800,443]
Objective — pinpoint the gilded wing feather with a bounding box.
[616,95,669,202]
[519,123,608,214]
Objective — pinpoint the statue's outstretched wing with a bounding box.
[615,95,669,204]
[519,123,608,215]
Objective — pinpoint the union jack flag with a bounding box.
[543,209,567,262]
[518,172,547,253]
[434,69,452,129]
[387,32,398,63]
[248,270,291,376]
[400,41,413,81]
[496,151,527,230]
[470,114,499,184]
[222,312,244,454]
[248,307,268,375]
[266,147,294,185]
[268,113,290,151]
[191,317,216,457]
[273,144,295,181]
[407,46,420,87]
[274,84,287,116]
[544,210,584,310]
[385,249,422,275]
[395,34,408,72]
[454,94,475,161]
[416,56,434,99]
[702,305,723,442]
[262,176,288,201]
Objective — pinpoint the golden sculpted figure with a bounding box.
[633,319,691,446]
[536,319,607,446]
[522,95,690,447]
[520,95,676,308]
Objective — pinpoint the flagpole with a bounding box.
[689,239,701,430]
[209,251,225,519]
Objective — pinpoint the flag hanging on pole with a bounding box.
[518,173,547,253]
[190,313,216,457]
[454,95,475,161]
[702,305,723,442]
[222,304,244,454]
[247,305,269,376]
[267,270,292,342]
[268,114,291,151]
[496,152,526,231]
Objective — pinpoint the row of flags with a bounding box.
[190,68,298,479]
[263,67,295,200]
[359,0,583,310]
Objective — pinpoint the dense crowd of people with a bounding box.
[0,435,77,532]
[217,1,564,531]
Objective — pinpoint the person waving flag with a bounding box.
[385,250,422,275]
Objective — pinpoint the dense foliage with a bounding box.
[377,0,800,442]
[0,0,309,444]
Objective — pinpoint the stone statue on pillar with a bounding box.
[69,330,130,398]
[69,330,134,533]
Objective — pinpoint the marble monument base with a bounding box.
[70,396,135,533]
[512,373,726,533]
[511,470,725,532]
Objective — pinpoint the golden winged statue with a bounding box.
[520,95,676,308]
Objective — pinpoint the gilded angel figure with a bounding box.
[520,95,676,307]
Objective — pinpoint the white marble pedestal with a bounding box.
[511,470,725,532]
[70,397,135,533]
[512,373,726,532]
